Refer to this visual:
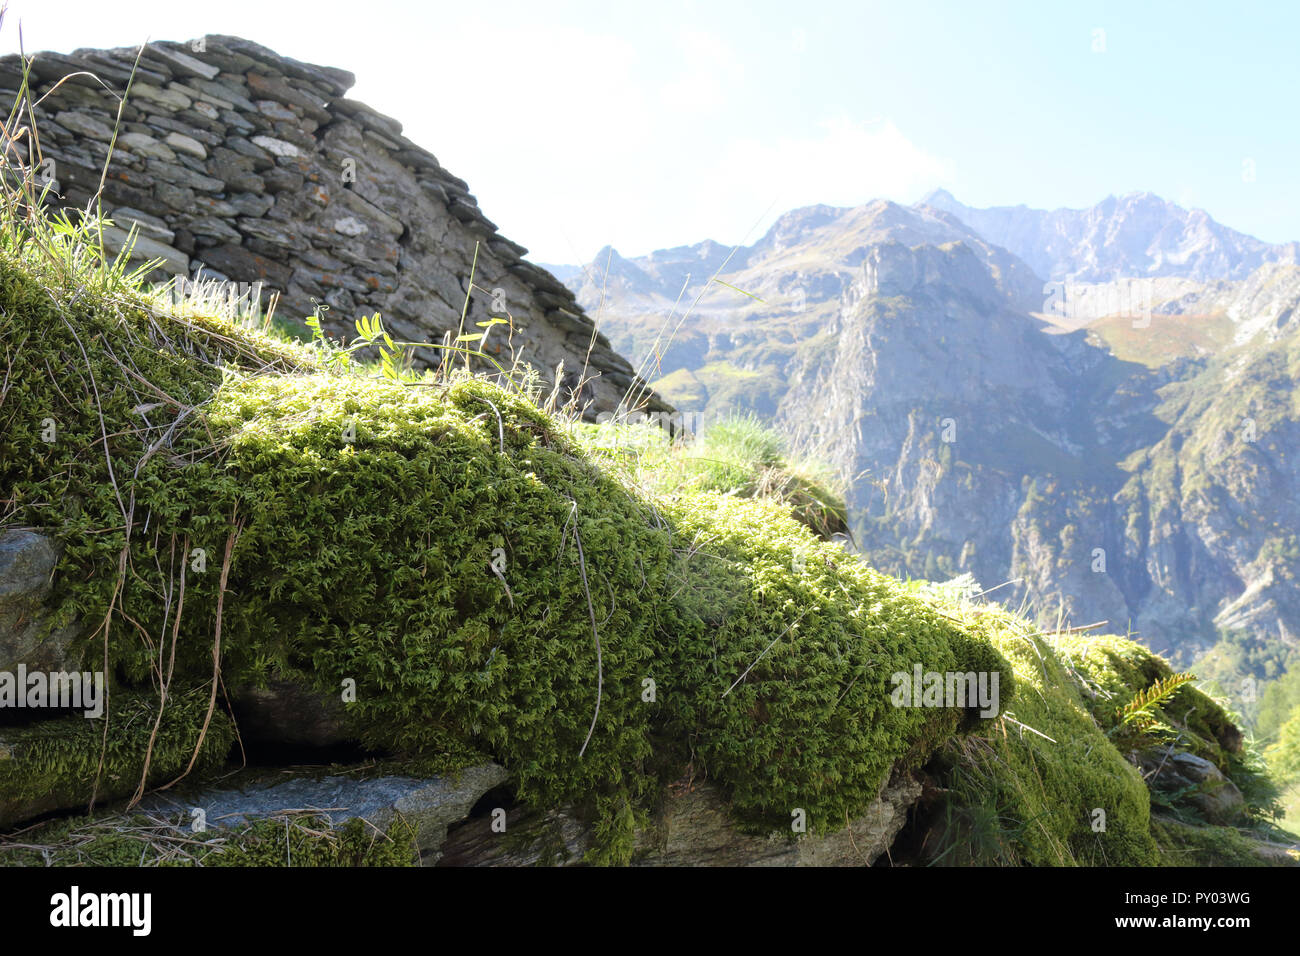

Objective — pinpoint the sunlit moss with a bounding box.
[928,610,1159,866]
[1,212,1015,861]
[1151,817,1291,867]
[8,198,1276,868]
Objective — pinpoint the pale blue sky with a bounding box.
[4,0,1295,263]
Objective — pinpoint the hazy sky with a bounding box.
[4,0,1296,264]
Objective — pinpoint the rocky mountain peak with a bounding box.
[921,189,1300,282]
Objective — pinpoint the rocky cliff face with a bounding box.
[560,199,1300,668]
[2,36,665,416]
[772,234,1162,640]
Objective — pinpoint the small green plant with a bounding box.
[304,307,402,377]
[1110,672,1197,748]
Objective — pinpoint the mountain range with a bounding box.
[921,189,1300,283]
[552,192,1300,695]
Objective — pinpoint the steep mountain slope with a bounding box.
[571,200,1042,420]
[558,198,1300,670]
[1115,314,1300,656]
[771,236,1166,646]
[920,189,1300,283]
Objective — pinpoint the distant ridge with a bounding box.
[917,189,1300,283]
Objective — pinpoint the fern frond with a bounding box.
[1116,672,1196,728]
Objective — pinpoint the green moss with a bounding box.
[1061,634,1210,738]
[575,414,850,540]
[1151,817,1290,867]
[1054,632,1279,814]
[0,811,417,867]
[204,815,417,867]
[681,416,848,538]
[0,690,234,828]
[5,196,1287,867]
[921,616,1294,866]
[659,494,1012,834]
[930,613,1159,866]
[1,211,1019,862]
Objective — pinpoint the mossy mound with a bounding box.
[7,202,1287,865]
[1055,633,1242,761]
[914,586,1294,866]
[921,607,1158,866]
[660,494,1010,830]
[1055,632,1278,817]
[0,209,1012,861]
[575,413,850,540]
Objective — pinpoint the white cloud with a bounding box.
[715,115,955,217]
[508,113,954,263]
[657,30,746,114]
[1,2,954,265]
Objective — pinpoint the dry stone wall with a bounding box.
[1,35,667,416]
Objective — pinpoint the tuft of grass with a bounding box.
[573,413,850,540]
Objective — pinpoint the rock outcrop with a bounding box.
[1138,748,1246,825]
[1,36,667,416]
[0,529,82,673]
[139,763,512,863]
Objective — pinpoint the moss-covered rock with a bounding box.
[913,607,1296,866]
[0,205,1013,861]
[574,413,850,540]
[1055,632,1278,819]
[0,690,234,827]
[1056,633,1243,761]
[0,810,418,867]
[923,612,1159,866]
[1151,816,1297,867]
[3,198,1289,867]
